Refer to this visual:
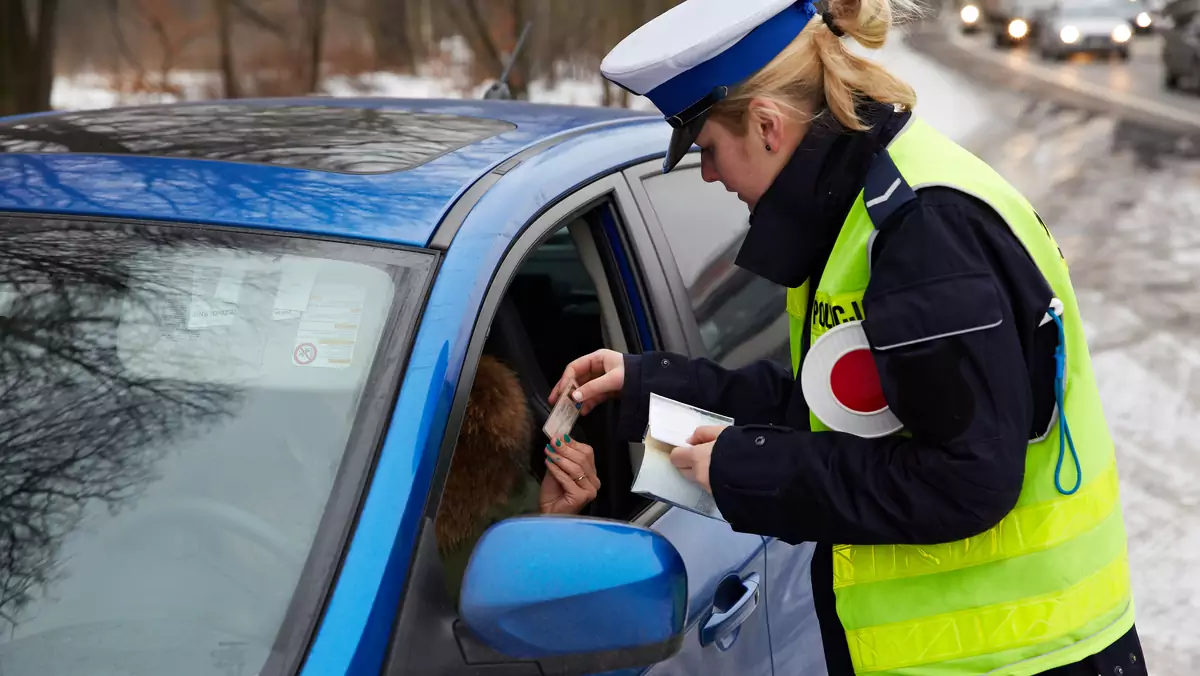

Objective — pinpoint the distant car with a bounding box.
[992,0,1055,47]
[1163,0,1200,89]
[1118,0,1156,33]
[1037,1,1134,60]
[960,1,984,32]
[0,99,828,676]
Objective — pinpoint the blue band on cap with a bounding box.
[646,1,818,120]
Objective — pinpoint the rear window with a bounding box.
[0,215,434,676]
[0,104,516,174]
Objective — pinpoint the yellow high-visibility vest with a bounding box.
[785,117,1134,675]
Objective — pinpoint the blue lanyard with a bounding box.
[1049,309,1082,496]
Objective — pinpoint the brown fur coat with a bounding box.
[434,354,534,553]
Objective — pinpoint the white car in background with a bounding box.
[1037,1,1134,60]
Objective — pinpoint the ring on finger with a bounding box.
[574,474,587,483]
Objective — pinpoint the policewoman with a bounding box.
[549,0,1147,674]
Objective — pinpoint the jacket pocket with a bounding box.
[863,271,1004,351]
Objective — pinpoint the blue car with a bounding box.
[0,99,824,676]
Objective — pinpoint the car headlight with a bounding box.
[1112,24,1133,41]
[961,5,980,23]
[1009,18,1029,38]
[1136,11,1152,26]
[1060,25,1081,42]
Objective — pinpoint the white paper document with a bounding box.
[630,393,735,521]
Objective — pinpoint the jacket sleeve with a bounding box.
[709,192,1052,546]
[614,352,796,442]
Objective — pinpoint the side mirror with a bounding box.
[459,516,687,675]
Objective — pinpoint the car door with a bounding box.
[379,171,773,676]
[496,173,777,676]
[623,157,828,676]
[581,177,775,676]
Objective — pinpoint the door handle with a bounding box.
[700,573,761,647]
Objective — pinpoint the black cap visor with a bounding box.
[663,109,710,173]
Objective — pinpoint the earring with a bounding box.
[765,143,772,152]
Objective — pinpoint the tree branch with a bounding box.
[229,0,287,39]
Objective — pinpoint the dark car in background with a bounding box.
[989,0,1057,47]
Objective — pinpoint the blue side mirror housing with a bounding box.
[459,516,687,673]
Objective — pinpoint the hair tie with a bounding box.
[822,11,845,37]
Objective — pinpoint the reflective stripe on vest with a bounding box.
[785,117,1134,675]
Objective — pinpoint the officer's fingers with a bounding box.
[687,425,726,445]
[669,445,694,470]
[550,351,607,404]
[571,369,623,408]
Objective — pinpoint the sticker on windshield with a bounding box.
[273,256,318,321]
[292,283,365,368]
[187,264,243,329]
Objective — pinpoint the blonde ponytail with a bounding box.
[708,0,923,133]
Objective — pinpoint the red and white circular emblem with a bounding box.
[800,321,902,438]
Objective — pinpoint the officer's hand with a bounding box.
[550,349,625,415]
[670,425,729,494]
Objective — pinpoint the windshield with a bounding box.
[0,215,434,676]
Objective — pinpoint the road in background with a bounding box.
[910,21,1200,138]
[963,31,1200,115]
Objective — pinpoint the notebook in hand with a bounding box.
[631,393,735,521]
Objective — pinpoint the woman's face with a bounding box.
[694,101,803,210]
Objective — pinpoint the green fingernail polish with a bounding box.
[555,439,561,447]
[564,434,571,443]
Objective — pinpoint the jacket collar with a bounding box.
[734,101,911,288]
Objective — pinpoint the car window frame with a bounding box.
[382,171,690,675]
[622,154,712,359]
[424,171,685,539]
[0,211,441,676]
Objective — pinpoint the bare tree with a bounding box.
[369,0,416,71]
[303,0,328,93]
[0,0,61,115]
[214,0,240,98]
[0,216,239,627]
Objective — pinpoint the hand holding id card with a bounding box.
[543,377,581,441]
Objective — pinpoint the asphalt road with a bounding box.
[967,29,1200,111]
[908,22,1200,136]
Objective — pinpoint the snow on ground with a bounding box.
[51,36,659,113]
[41,29,1198,673]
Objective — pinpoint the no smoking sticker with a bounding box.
[293,343,318,366]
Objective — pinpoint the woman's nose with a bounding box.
[700,157,719,184]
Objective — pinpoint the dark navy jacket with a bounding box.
[613,103,1145,676]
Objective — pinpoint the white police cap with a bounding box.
[601,0,819,173]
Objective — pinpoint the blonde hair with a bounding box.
[708,0,923,133]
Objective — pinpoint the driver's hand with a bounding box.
[539,435,600,514]
[549,349,625,415]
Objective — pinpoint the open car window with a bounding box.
[0,215,434,676]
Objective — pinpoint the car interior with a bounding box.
[446,201,653,536]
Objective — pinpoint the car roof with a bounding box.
[0,98,659,247]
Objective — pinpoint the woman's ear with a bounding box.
[747,97,785,153]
